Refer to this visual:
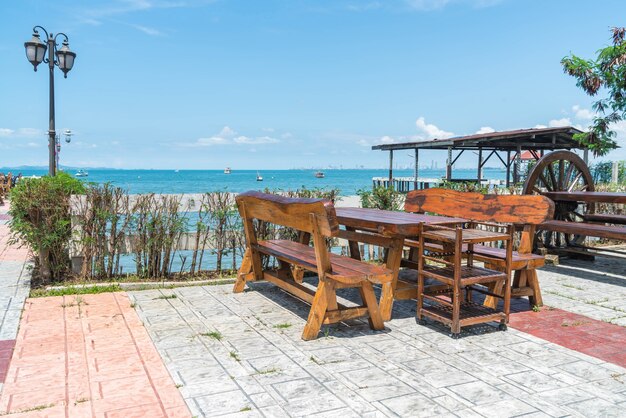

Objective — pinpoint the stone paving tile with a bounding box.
[0,292,190,417]
[132,282,626,417]
[0,205,31,395]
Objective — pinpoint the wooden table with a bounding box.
[335,207,466,321]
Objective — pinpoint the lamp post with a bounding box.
[24,26,76,176]
[55,129,73,172]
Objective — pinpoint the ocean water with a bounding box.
[10,168,507,195]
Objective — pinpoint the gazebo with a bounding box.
[371,126,586,188]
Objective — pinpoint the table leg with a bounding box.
[345,226,362,261]
[379,236,404,321]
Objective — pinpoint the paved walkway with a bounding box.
[131,281,626,417]
[0,293,190,417]
[0,204,31,394]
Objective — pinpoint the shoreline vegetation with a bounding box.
[4,165,625,297]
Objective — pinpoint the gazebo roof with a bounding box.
[371,126,586,152]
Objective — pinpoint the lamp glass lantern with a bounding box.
[56,40,76,77]
[24,32,47,71]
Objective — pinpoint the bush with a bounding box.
[357,186,403,211]
[9,173,85,283]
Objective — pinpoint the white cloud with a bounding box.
[281,132,293,139]
[415,117,454,139]
[404,0,451,10]
[17,128,44,137]
[572,105,594,120]
[404,0,502,11]
[130,24,163,36]
[475,126,495,134]
[357,139,371,147]
[548,118,571,128]
[233,136,279,145]
[180,126,279,147]
[0,128,14,137]
[380,135,396,144]
[218,126,237,138]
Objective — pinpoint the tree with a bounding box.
[561,27,626,156]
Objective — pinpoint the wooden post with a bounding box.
[388,150,394,187]
[414,149,419,190]
[506,151,511,187]
[583,149,589,165]
[477,148,483,182]
[514,146,521,184]
[446,147,452,181]
[612,161,619,183]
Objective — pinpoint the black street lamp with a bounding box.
[24,26,76,176]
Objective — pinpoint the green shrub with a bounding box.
[357,186,403,211]
[9,173,85,283]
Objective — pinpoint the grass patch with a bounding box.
[273,323,292,329]
[240,406,252,412]
[73,397,89,406]
[532,305,541,312]
[30,284,122,298]
[199,331,223,341]
[229,351,241,362]
[154,294,177,300]
[561,320,590,327]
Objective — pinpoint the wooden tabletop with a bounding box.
[335,207,466,237]
[542,191,626,204]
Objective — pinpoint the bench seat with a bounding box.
[257,240,392,285]
[404,239,545,270]
[539,220,626,241]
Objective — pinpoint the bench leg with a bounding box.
[302,278,330,341]
[527,270,543,307]
[359,281,384,331]
[233,248,252,293]
[325,280,339,311]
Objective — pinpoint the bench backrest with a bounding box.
[404,188,554,225]
[235,191,339,237]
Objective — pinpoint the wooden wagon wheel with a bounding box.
[522,150,595,248]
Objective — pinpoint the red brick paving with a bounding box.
[0,340,15,384]
[509,306,626,367]
[0,293,190,417]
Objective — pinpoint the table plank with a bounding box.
[335,207,465,237]
[542,191,626,204]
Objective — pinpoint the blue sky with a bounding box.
[1,0,626,170]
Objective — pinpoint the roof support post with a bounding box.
[583,149,589,164]
[506,151,511,187]
[388,150,393,188]
[413,149,419,190]
[477,147,483,182]
[446,147,452,181]
[513,146,521,184]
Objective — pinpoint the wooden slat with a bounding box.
[583,214,626,225]
[404,188,555,225]
[538,220,626,241]
[236,191,338,236]
[323,307,369,324]
[335,207,465,236]
[543,191,626,204]
[255,240,392,284]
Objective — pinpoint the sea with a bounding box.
[4,167,507,272]
[9,168,507,195]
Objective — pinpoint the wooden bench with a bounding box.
[234,191,393,340]
[403,188,555,307]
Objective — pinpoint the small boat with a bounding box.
[224,167,232,174]
[75,169,89,178]
[314,171,325,178]
[256,171,263,181]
